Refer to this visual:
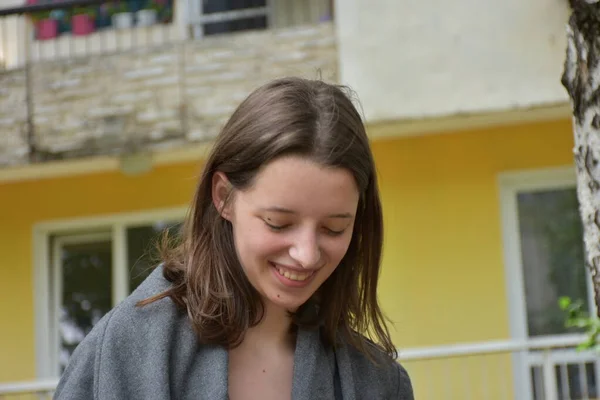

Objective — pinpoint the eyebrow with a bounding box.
[260,207,354,219]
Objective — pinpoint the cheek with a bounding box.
[249,235,286,258]
[324,236,353,266]
[234,223,287,263]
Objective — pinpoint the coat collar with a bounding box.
[196,328,356,400]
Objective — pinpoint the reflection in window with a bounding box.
[531,363,597,400]
[517,189,588,337]
[128,221,182,293]
[201,0,267,36]
[54,219,182,374]
[59,240,112,373]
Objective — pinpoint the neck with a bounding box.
[242,300,295,351]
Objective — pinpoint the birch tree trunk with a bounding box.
[562,0,600,317]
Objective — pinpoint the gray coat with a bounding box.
[54,267,413,400]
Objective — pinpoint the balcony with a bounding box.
[0,0,336,167]
[1,337,598,400]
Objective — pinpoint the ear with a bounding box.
[212,171,234,221]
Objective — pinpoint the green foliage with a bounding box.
[142,0,162,12]
[559,296,600,352]
[28,10,52,23]
[104,1,129,15]
[72,6,97,17]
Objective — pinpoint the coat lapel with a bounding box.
[185,344,229,400]
[292,328,343,400]
[332,341,357,400]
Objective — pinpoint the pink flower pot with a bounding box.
[36,19,58,40]
[72,14,95,36]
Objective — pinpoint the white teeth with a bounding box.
[276,266,311,281]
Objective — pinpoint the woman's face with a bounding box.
[214,155,359,312]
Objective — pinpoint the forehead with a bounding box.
[241,156,359,214]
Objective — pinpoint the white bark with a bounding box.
[562,0,600,317]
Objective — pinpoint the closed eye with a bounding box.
[264,220,346,236]
[324,228,345,236]
[264,221,290,231]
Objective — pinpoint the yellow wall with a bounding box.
[374,118,575,347]
[0,118,574,382]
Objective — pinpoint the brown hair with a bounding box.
[139,77,396,360]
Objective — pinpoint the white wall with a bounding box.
[335,0,571,122]
[0,0,27,69]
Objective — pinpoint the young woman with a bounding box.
[54,77,413,399]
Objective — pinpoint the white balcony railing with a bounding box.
[0,379,57,399]
[0,0,332,70]
[399,335,600,400]
[1,336,597,400]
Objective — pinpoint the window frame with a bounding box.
[33,206,186,379]
[499,165,598,399]
[188,1,270,39]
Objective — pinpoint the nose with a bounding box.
[289,229,321,269]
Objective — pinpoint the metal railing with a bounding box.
[0,379,57,399]
[1,336,598,400]
[398,335,600,400]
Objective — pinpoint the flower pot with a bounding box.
[112,12,134,29]
[72,14,95,36]
[36,18,58,40]
[136,9,157,27]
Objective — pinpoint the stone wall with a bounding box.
[0,69,29,165]
[0,22,337,166]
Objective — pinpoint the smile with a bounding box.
[274,265,313,281]
[269,262,316,288]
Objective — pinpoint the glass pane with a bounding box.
[202,0,267,35]
[59,240,112,373]
[127,221,182,292]
[203,16,267,35]
[517,189,589,337]
[531,366,545,400]
[555,363,597,400]
[202,0,266,14]
[532,363,598,400]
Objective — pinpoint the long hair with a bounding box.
[139,77,396,360]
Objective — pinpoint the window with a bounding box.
[188,0,267,38]
[54,233,113,373]
[35,209,184,377]
[188,0,333,39]
[516,188,598,399]
[127,221,181,292]
[501,168,600,400]
[517,189,589,337]
[202,0,267,36]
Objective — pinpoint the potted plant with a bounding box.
[157,0,172,24]
[96,3,113,29]
[28,9,58,40]
[110,1,134,29]
[136,0,161,27]
[71,6,96,36]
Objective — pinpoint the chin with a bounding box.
[266,292,311,312]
